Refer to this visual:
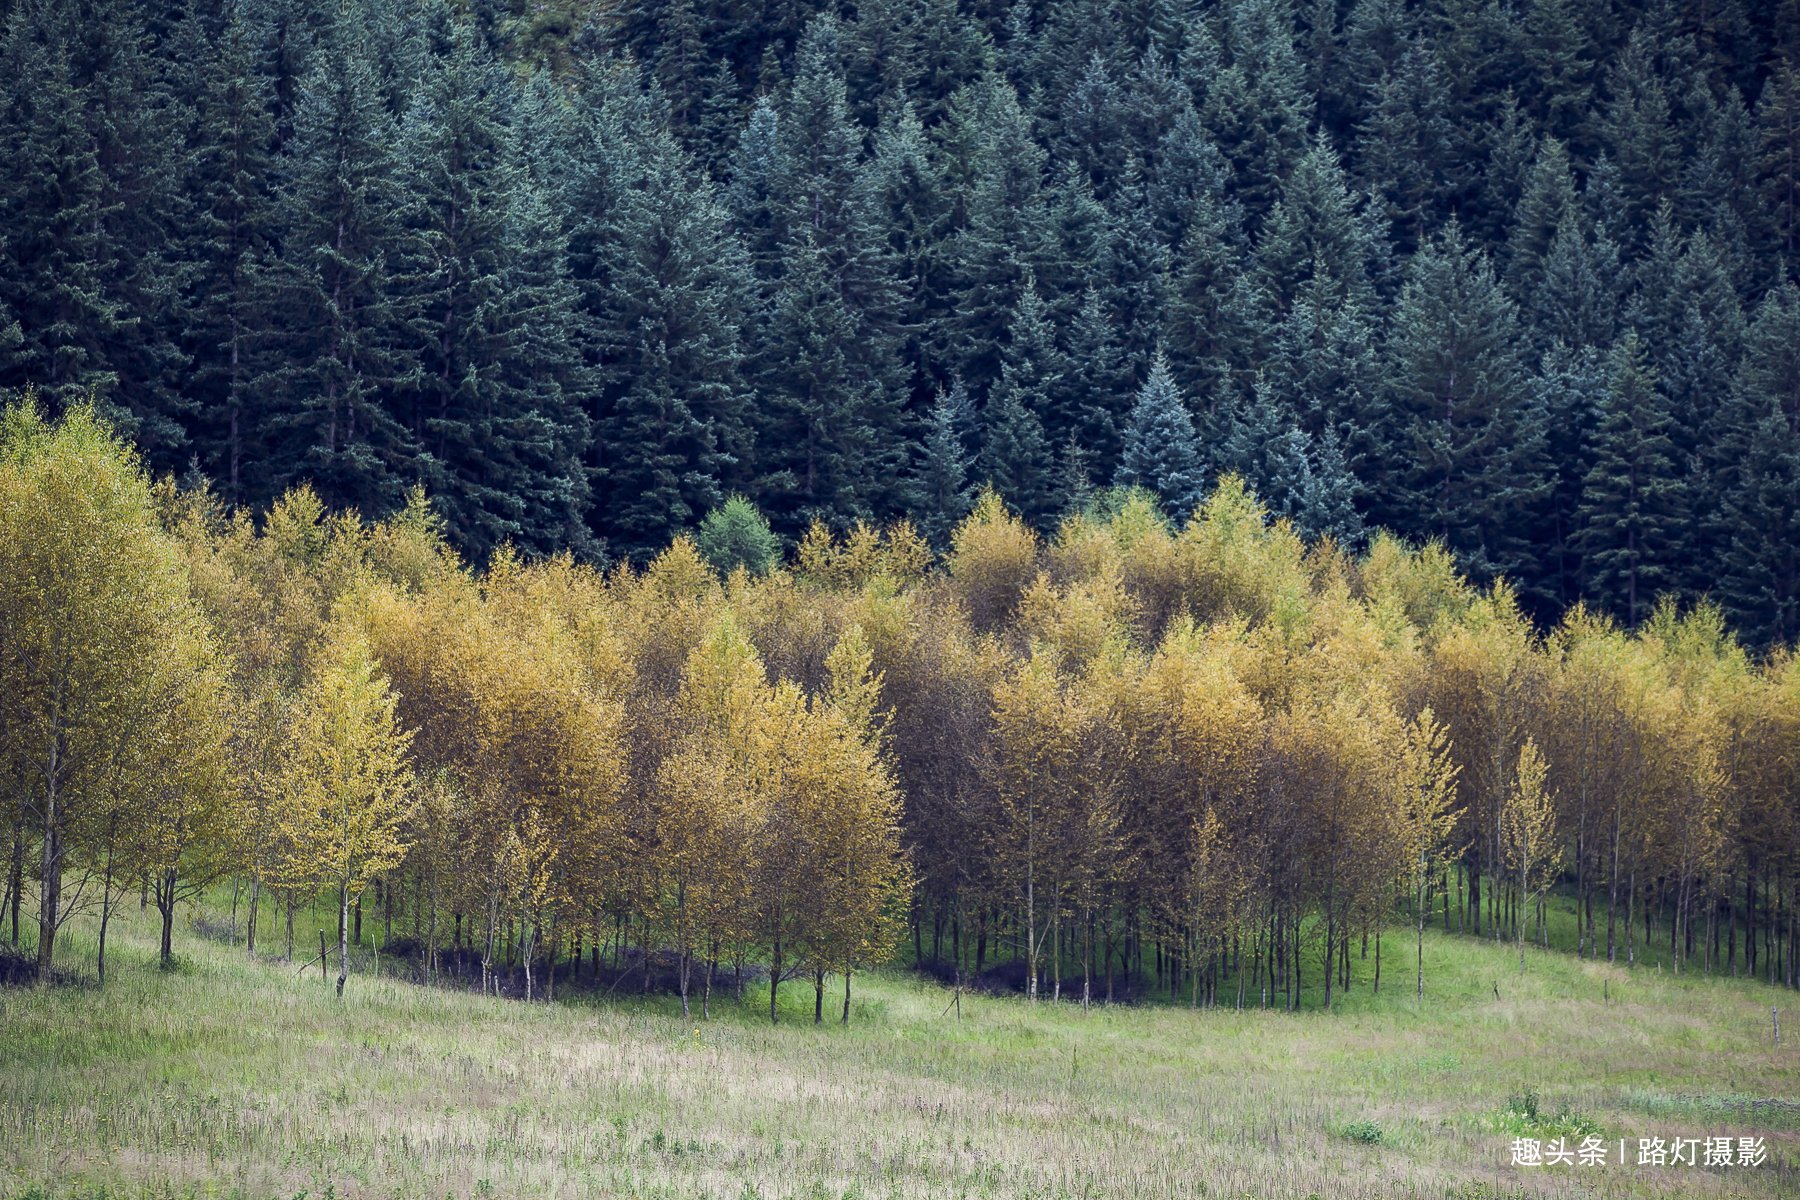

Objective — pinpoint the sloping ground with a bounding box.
[0,901,1794,1200]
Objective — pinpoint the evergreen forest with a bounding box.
[6,0,1800,643]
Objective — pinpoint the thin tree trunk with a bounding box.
[36,768,60,984]
[703,942,716,1020]
[770,937,782,1024]
[1,816,20,947]
[247,873,260,961]
[156,868,177,966]
[337,881,350,997]
[97,843,116,986]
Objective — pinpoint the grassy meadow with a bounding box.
[0,892,1795,1200]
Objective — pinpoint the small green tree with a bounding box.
[697,495,781,577]
[1117,353,1206,520]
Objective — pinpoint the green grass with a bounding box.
[0,893,1794,1200]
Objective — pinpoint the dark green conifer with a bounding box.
[910,376,976,550]
[580,111,754,560]
[1384,222,1547,581]
[1116,351,1204,518]
[259,12,417,519]
[977,383,1055,527]
[172,4,278,507]
[1575,332,1686,628]
[1715,283,1800,646]
[1200,0,1309,225]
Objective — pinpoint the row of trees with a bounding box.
[4,401,1797,1011]
[8,0,1800,641]
[893,488,1800,1006]
[0,401,908,1017]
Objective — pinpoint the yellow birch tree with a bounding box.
[277,617,415,996]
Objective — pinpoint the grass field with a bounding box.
[0,891,1795,1200]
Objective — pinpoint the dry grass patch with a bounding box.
[0,902,1794,1199]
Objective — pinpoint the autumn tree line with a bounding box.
[2,400,1798,1018]
[0,401,908,1020]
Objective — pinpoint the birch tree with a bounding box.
[0,398,224,983]
[1397,706,1459,997]
[1501,738,1560,975]
[277,617,414,996]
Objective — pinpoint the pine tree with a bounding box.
[1530,214,1621,352]
[1058,51,1129,195]
[723,94,788,279]
[259,13,418,519]
[752,232,899,535]
[1354,40,1456,256]
[1582,151,1631,250]
[910,377,976,550]
[396,23,592,560]
[1147,105,1234,251]
[745,15,910,534]
[1629,227,1744,588]
[1337,0,1413,130]
[1300,423,1363,544]
[1038,161,1109,317]
[1595,27,1679,259]
[1504,137,1579,305]
[1219,376,1301,509]
[1200,0,1310,226]
[1384,222,1547,582]
[1116,352,1205,518]
[1053,287,1135,481]
[977,385,1055,527]
[1031,0,1127,119]
[1713,283,1800,647]
[1529,340,1608,613]
[999,274,1070,437]
[943,75,1048,394]
[0,17,128,412]
[1120,46,1193,161]
[1262,278,1383,478]
[1160,131,1256,424]
[1519,0,1596,145]
[694,55,748,182]
[1575,332,1687,628]
[1097,156,1167,386]
[869,101,953,390]
[1255,134,1382,318]
[44,0,192,473]
[1474,90,1535,252]
[493,84,598,558]
[171,4,278,508]
[581,108,754,561]
[696,494,782,576]
[1298,0,1343,128]
[1756,57,1800,265]
[1216,371,1360,543]
[649,0,708,132]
